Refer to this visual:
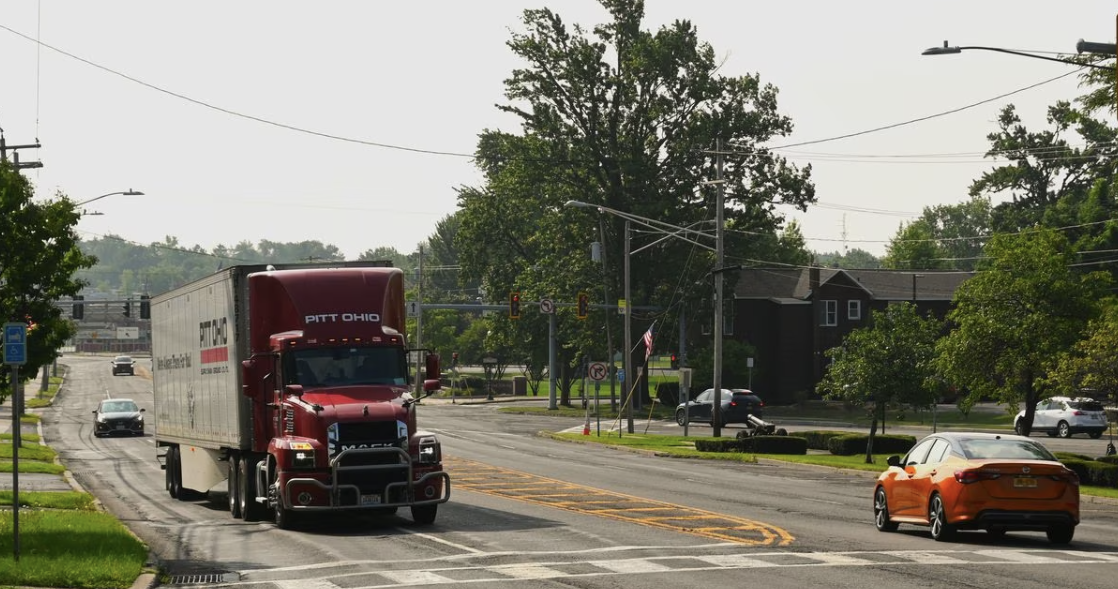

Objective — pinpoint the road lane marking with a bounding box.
[218,550,1118,588]
[445,456,795,547]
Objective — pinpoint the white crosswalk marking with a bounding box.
[592,558,675,573]
[975,550,1072,564]
[806,553,877,565]
[696,554,780,567]
[275,580,341,589]
[881,551,969,564]
[201,549,1118,588]
[375,570,456,585]
[495,565,568,579]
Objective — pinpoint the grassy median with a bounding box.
[0,370,150,589]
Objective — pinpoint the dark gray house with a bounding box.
[729,267,974,405]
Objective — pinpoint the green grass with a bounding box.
[0,490,98,510]
[0,510,148,589]
[0,460,66,475]
[0,432,41,443]
[0,443,56,462]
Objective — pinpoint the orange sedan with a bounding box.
[874,432,1079,544]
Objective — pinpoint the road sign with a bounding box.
[540,298,555,314]
[116,327,140,340]
[3,322,28,365]
[588,361,608,382]
[406,301,421,317]
[617,368,626,383]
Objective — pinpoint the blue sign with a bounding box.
[3,322,28,365]
[617,368,625,383]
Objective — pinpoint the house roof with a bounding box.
[733,268,974,301]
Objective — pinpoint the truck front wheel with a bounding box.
[411,504,437,525]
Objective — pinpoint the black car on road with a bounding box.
[676,388,763,427]
[110,355,135,376]
[93,398,145,437]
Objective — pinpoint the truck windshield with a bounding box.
[287,347,408,388]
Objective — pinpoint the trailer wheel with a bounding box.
[239,456,266,521]
[167,447,182,500]
[411,504,438,525]
[228,455,242,519]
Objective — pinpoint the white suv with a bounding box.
[1014,396,1108,439]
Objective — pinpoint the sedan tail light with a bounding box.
[1071,410,1085,416]
[1050,470,1080,486]
[954,469,1001,484]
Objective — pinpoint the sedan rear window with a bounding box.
[961,439,1057,461]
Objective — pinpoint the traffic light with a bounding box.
[122,300,131,318]
[576,292,589,319]
[509,292,521,319]
[670,354,679,369]
[72,295,84,320]
[140,295,151,319]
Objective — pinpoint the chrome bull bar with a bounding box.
[280,446,450,512]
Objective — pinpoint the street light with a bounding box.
[75,190,144,211]
[922,40,1113,70]
[565,200,720,434]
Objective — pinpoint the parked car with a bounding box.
[110,355,136,376]
[873,432,1079,544]
[93,398,145,437]
[675,388,763,427]
[1014,396,1108,439]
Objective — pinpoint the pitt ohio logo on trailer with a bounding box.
[199,317,230,375]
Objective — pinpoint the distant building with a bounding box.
[729,267,974,405]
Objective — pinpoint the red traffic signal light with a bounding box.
[509,291,521,319]
[576,292,589,319]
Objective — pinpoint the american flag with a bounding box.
[642,323,655,362]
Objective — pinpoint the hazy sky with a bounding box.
[0,1,1113,260]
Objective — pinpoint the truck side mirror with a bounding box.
[241,359,259,399]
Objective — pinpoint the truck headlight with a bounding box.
[418,435,441,464]
[292,451,315,469]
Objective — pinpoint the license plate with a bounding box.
[1014,477,1037,488]
[360,494,382,505]
[115,425,126,430]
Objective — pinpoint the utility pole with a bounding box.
[415,246,424,397]
[712,138,726,438]
[0,132,44,172]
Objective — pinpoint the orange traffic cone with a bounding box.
[582,411,591,435]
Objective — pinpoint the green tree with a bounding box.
[818,303,941,463]
[456,0,815,406]
[882,222,944,270]
[1046,299,1118,412]
[934,229,1110,433]
[1,164,97,403]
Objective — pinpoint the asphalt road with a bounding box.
[41,355,1118,589]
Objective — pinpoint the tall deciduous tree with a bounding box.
[817,303,941,463]
[456,0,815,399]
[934,229,1110,433]
[1,163,97,403]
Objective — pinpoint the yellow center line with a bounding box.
[446,456,794,547]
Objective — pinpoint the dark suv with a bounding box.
[675,388,763,427]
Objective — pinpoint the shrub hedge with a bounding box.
[787,430,856,451]
[693,436,807,455]
[827,434,917,456]
[1060,458,1118,488]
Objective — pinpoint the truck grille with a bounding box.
[327,421,409,498]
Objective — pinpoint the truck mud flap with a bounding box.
[281,446,450,513]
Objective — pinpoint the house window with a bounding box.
[821,300,838,326]
[848,300,861,321]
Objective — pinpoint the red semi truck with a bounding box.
[151,262,449,528]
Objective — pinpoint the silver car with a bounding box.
[1014,396,1107,439]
